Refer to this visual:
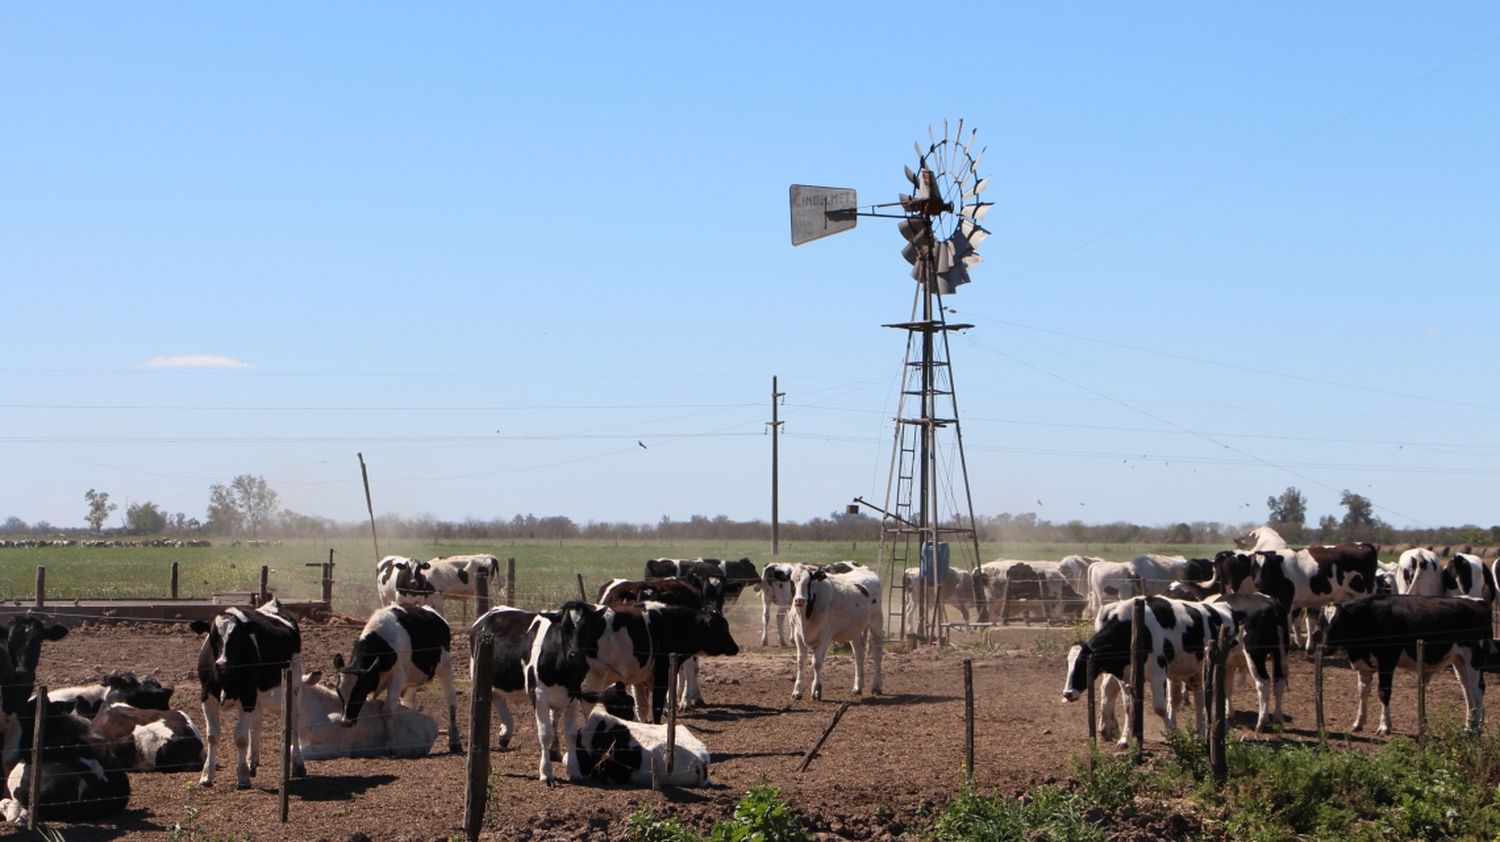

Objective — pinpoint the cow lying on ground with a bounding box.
[332,603,461,753]
[296,671,438,760]
[1324,594,1491,736]
[0,698,131,824]
[1062,596,1232,745]
[567,708,710,787]
[47,672,174,717]
[189,600,306,788]
[379,554,498,610]
[790,563,883,701]
[92,703,205,772]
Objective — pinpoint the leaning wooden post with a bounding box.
[34,566,45,609]
[1211,629,1229,783]
[474,569,491,616]
[170,561,180,600]
[665,654,680,779]
[357,452,382,566]
[280,667,294,822]
[465,631,496,841]
[1416,638,1427,744]
[28,685,46,831]
[506,557,516,604]
[1085,652,1098,775]
[1314,646,1326,743]
[963,659,975,783]
[258,565,270,606]
[576,572,588,603]
[797,700,854,773]
[1129,597,1147,760]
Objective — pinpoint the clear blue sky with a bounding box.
[3,3,1498,531]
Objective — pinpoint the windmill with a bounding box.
[790,120,991,645]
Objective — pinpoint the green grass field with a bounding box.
[0,538,1238,622]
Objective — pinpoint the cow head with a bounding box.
[191,609,266,674]
[790,565,826,619]
[695,609,739,657]
[1,615,68,714]
[394,560,435,600]
[1062,644,1090,702]
[101,671,174,710]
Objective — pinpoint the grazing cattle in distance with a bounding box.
[1062,596,1231,745]
[977,560,1080,622]
[789,563,883,701]
[382,554,499,610]
[645,557,760,608]
[1397,547,1441,595]
[92,703,205,772]
[1,614,69,714]
[1253,543,1379,652]
[47,672,174,717]
[0,698,131,825]
[568,708,710,787]
[189,600,306,788]
[1324,594,1491,735]
[331,603,461,754]
[296,671,438,760]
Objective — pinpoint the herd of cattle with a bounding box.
[6,532,1500,825]
[0,552,894,824]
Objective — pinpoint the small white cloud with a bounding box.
[1424,328,1443,337]
[136,354,253,369]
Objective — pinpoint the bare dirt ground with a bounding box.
[13,618,1475,841]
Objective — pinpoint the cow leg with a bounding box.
[1150,660,1175,735]
[1376,665,1396,737]
[1103,676,1128,747]
[199,695,222,787]
[791,630,809,700]
[236,705,259,789]
[810,635,831,701]
[1244,649,1272,732]
[1457,661,1485,733]
[761,596,772,646]
[1351,667,1374,732]
[437,653,462,753]
[533,694,558,783]
[850,631,867,696]
[776,605,789,647]
[679,656,703,708]
[491,692,514,749]
[385,672,408,724]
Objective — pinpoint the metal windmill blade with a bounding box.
[898,120,989,295]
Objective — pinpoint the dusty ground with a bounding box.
[10,617,1476,841]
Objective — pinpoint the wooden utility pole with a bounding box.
[358,452,381,565]
[770,376,784,556]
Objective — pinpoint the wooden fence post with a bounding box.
[1129,597,1146,760]
[170,561,179,600]
[665,654,680,780]
[963,659,975,783]
[28,685,46,831]
[506,557,516,605]
[465,632,495,841]
[34,566,45,609]
[1200,637,1214,748]
[323,548,336,604]
[280,667,293,822]
[1314,646,1326,743]
[1210,629,1228,783]
[1085,652,1097,774]
[576,572,587,603]
[259,565,270,606]
[475,570,491,616]
[1416,638,1427,744]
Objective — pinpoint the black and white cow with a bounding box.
[596,576,723,708]
[1,698,131,824]
[92,703,205,772]
[331,603,460,754]
[1443,553,1496,603]
[296,671,438,760]
[379,554,498,610]
[789,563,883,701]
[567,708,710,787]
[1397,547,1441,594]
[375,554,422,605]
[903,565,984,629]
[1252,543,1379,651]
[189,600,305,788]
[645,558,759,607]
[1324,594,1491,735]
[47,672,174,717]
[1061,596,1232,745]
[1205,592,1290,731]
[0,615,68,715]
[761,563,795,647]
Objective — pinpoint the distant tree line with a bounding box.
[1,479,1496,548]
